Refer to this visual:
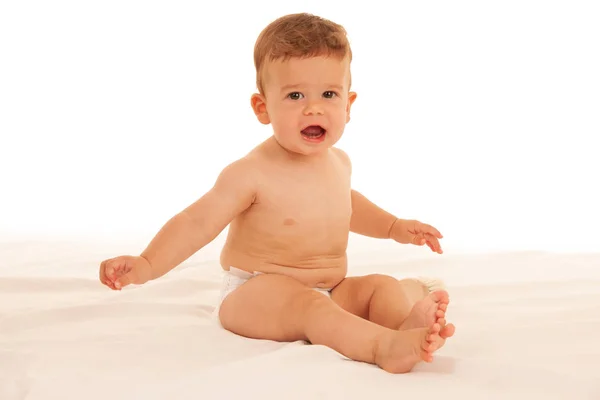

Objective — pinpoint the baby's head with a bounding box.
[250,13,357,156]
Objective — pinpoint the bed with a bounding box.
[1,236,599,399]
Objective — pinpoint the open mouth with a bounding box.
[301,125,326,142]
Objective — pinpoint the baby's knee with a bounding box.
[366,273,399,289]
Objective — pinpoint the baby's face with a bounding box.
[254,55,357,156]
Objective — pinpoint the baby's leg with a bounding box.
[219,273,442,373]
[331,274,455,339]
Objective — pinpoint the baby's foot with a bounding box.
[374,323,442,374]
[434,299,457,339]
[399,290,449,330]
[399,290,455,350]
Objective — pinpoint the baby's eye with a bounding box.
[287,92,304,100]
[323,91,337,99]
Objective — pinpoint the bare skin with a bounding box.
[216,138,454,370]
[331,275,456,345]
[99,54,455,373]
[219,137,351,288]
[218,272,444,374]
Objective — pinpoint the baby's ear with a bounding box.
[346,92,357,123]
[250,93,270,125]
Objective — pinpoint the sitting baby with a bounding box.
[99,12,455,374]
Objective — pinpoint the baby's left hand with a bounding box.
[390,219,443,254]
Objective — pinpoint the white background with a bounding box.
[1,1,598,254]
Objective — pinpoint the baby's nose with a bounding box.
[303,101,325,115]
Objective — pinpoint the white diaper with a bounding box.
[212,267,332,321]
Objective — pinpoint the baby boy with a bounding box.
[99,12,455,374]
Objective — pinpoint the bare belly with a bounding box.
[220,244,348,289]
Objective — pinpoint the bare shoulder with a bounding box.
[331,147,352,172]
[181,155,262,227]
[213,155,262,195]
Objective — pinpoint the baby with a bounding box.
[99,12,455,374]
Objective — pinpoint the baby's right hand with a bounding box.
[99,255,153,290]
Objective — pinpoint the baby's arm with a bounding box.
[332,147,398,239]
[140,157,258,280]
[334,148,443,251]
[352,189,443,252]
[350,190,398,239]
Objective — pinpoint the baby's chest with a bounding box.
[258,179,352,228]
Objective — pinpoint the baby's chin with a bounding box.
[272,129,341,157]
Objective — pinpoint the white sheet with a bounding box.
[1,238,599,399]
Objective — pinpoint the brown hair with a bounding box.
[253,13,352,94]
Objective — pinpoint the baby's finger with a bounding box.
[424,224,443,239]
[99,260,109,286]
[100,262,118,290]
[427,241,439,253]
[426,235,443,254]
[115,273,132,290]
[101,262,115,287]
[101,260,116,284]
[105,260,124,282]
[425,240,435,252]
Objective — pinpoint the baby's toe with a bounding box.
[430,290,449,303]
[440,323,456,339]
